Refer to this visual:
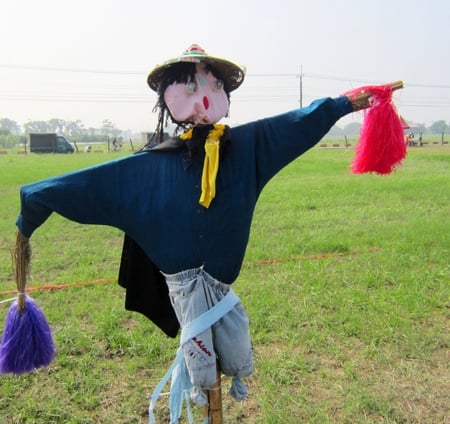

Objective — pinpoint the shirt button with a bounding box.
[199,234,204,239]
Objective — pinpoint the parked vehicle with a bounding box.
[29,133,75,153]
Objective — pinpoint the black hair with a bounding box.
[151,62,231,143]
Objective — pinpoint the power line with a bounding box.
[0,63,142,75]
[304,73,450,89]
[1,63,449,90]
[1,64,449,124]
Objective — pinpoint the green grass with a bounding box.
[0,146,449,423]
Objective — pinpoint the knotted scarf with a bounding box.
[180,124,227,208]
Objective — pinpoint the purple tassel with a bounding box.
[0,295,55,375]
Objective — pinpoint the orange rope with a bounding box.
[0,279,115,296]
[245,252,345,267]
[243,248,379,268]
[0,249,379,298]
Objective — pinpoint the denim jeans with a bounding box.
[163,267,253,390]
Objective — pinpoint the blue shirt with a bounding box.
[17,96,353,284]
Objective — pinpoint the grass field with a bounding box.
[0,144,449,423]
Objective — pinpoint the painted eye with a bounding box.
[213,79,224,91]
[185,81,197,94]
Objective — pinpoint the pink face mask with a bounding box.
[164,63,229,125]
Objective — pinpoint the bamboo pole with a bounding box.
[204,365,223,423]
[390,80,404,91]
[349,80,404,111]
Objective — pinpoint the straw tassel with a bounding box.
[346,81,406,175]
[0,231,55,375]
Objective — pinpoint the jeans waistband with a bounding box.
[161,266,205,284]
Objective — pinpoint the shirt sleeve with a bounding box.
[16,157,131,238]
[239,96,354,190]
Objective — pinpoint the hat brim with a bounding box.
[147,54,245,93]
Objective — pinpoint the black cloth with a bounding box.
[118,135,185,338]
[118,234,180,338]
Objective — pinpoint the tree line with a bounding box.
[1,116,449,149]
[0,117,130,149]
[328,120,450,137]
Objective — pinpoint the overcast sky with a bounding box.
[1,0,449,133]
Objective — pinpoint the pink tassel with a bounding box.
[346,82,406,175]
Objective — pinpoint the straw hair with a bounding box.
[14,230,31,311]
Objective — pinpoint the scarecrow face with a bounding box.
[164,63,229,125]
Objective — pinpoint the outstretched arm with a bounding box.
[233,81,404,190]
[16,156,135,238]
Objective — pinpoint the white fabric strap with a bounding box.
[180,289,239,346]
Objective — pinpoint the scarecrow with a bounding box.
[1,45,405,423]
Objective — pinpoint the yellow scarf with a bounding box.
[180,124,226,208]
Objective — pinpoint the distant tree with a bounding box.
[100,119,121,138]
[343,122,362,135]
[21,117,126,140]
[0,118,21,134]
[327,125,344,136]
[48,118,66,133]
[415,123,427,134]
[86,127,100,136]
[23,120,51,134]
[429,120,448,134]
[65,120,85,137]
[0,134,26,149]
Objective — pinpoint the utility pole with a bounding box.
[298,65,303,108]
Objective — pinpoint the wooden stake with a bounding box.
[349,80,404,111]
[205,365,223,423]
[390,80,404,91]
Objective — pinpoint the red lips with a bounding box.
[203,96,209,110]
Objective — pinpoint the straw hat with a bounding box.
[147,44,246,93]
